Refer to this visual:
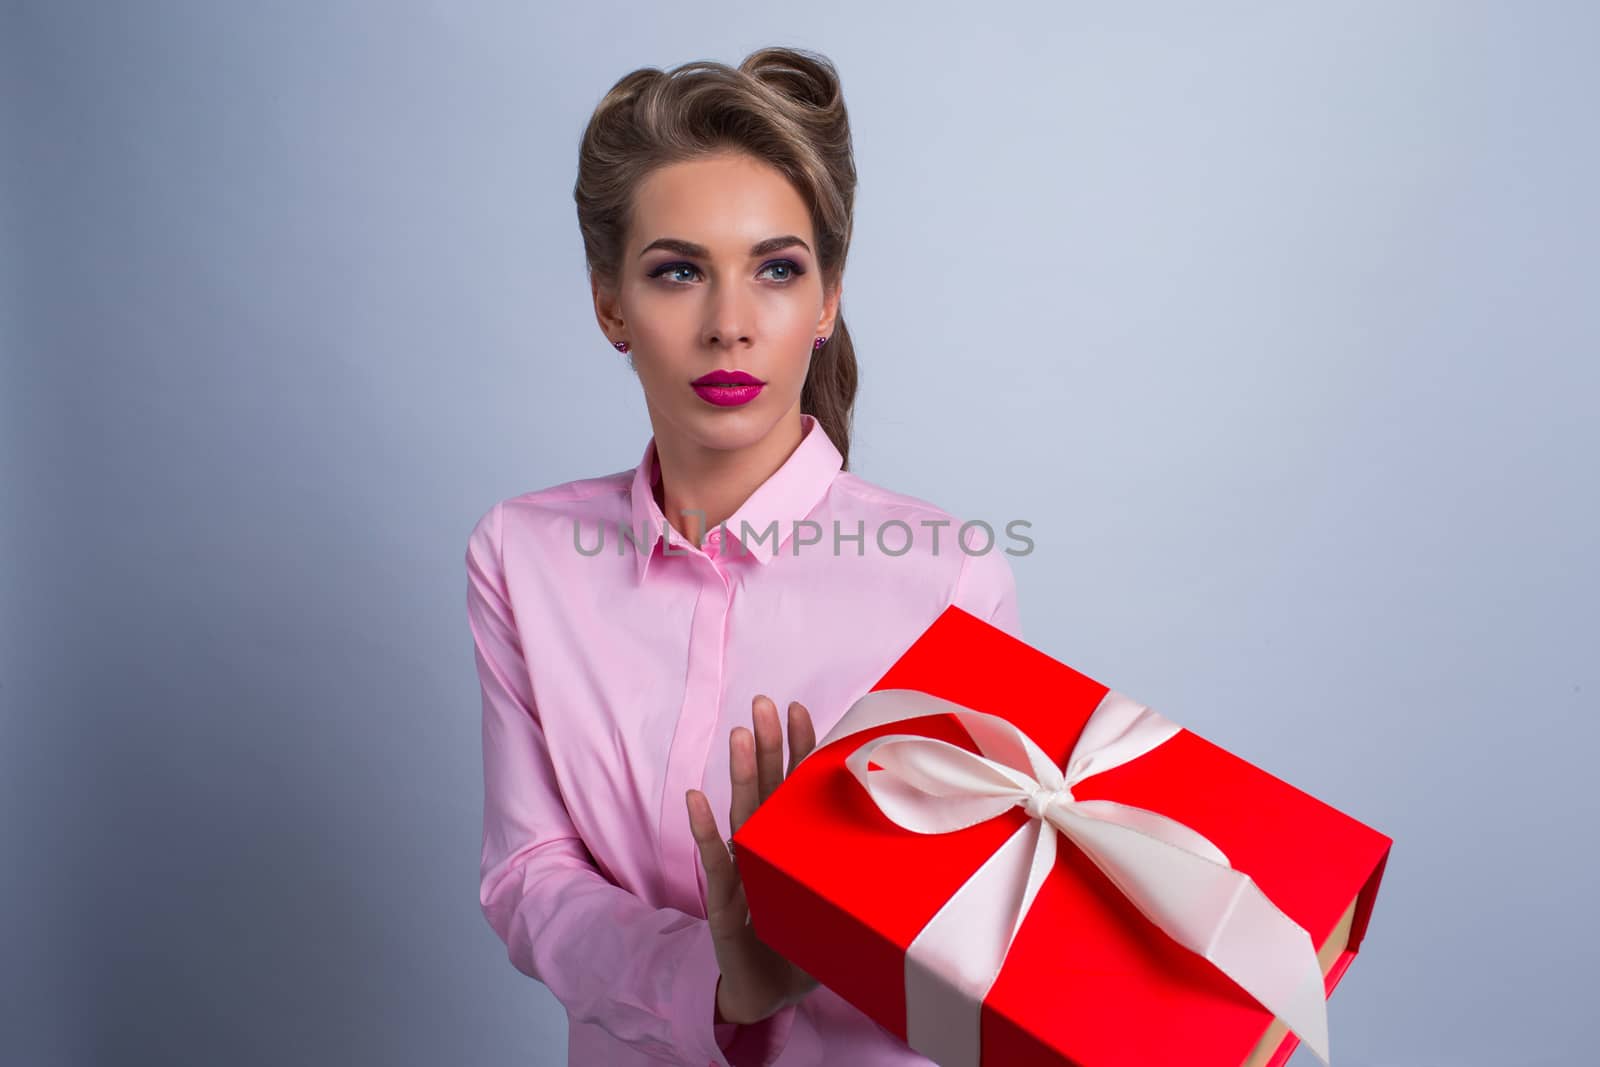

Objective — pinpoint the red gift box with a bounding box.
[734,605,1392,1067]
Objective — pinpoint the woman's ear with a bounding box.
[816,279,844,337]
[591,275,626,346]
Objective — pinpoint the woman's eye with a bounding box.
[649,263,701,284]
[759,259,805,283]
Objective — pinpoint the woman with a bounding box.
[465,46,1021,1067]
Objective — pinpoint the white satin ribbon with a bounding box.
[808,687,1332,1067]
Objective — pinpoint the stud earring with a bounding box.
[814,336,826,350]
[614,341,629,353]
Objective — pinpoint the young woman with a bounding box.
[465,47,1020,1067]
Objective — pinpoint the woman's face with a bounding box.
[596,150,840,454]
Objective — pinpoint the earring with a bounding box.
[614,341,629,353]
[814,336,826,349]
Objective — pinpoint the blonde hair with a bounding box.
[574,46,860,469]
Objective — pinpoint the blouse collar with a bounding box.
[628,412,844,584]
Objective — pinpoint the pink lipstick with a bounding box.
[691,369,765,407]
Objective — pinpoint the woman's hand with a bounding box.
[685,694,821,1026]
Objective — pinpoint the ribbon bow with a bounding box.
[812,687,1331,1067]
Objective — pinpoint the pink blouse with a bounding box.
[466,412,1021,1066]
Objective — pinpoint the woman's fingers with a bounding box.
[787,700,817,773]
[728,722,759,834]
[686,788,740,917]
[752,695,786,805]
[731,695,815,835]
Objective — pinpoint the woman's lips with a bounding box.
[691,369,764,407]
[693,370,763,386]
[692,382,764,407]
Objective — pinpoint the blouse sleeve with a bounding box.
[952,530,1023,641]
[467,501,796,1066]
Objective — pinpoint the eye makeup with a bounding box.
[646,259,808,285]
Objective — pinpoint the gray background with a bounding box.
[4,3,1594,1065]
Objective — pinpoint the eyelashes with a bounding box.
[646,259,807,286]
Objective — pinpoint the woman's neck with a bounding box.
[652,411,807,545]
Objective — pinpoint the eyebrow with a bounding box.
[637,235,812,260]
